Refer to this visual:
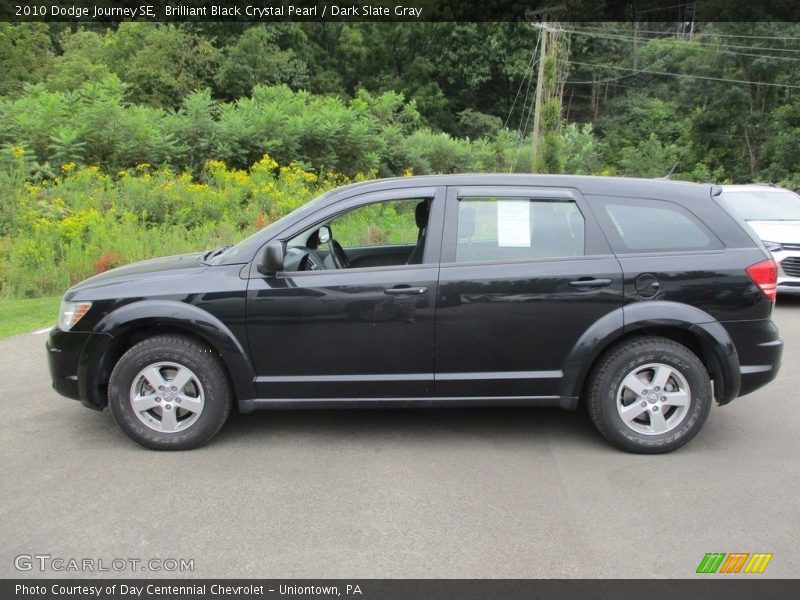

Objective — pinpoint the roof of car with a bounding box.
[222,174,724,264]
[325,173,717,202]
[720,184,791,193]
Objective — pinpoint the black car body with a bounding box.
[47,174,783,452]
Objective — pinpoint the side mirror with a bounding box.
[318,225,331,244]
[257,241,284,275]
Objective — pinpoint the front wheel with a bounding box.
[108,335,232,450]
[586,336,712,454]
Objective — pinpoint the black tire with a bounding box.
[586,336,712,454]
[108,335,232,450]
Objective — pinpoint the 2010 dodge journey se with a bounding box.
[47,174,783,452]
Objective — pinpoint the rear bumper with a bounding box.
[722,318,783,400]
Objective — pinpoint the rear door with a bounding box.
[434,185,623,400]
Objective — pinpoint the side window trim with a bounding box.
[317,197,425,250]
[587,194,724,255]
[441,185,611,263]
[251,186,447,277]
[271,186,441,242]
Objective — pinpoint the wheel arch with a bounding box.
[560,301,740,406]
[78,300,257,410]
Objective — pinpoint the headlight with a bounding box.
[763,241,783,252]
[58,300,92,331]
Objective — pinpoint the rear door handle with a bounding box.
[384,286,428,296]
[569,278,612,288]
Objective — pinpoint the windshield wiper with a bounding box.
[201,244,232,264]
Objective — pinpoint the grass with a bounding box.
[0,296,60,339]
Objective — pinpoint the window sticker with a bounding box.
[497,200,531,247]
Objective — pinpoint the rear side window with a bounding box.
[456,197,584,262]
[600,199,721,253]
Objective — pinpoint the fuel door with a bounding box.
[635,273,661,299]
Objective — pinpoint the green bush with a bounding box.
[0,79,523,178]
[0,156,362,298]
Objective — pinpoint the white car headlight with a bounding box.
[763,240,783,252]
[59,300,92,331]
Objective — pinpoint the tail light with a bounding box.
[746,259,778,300]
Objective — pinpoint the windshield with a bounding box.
[721,189,800,221]
[215,190,336,264]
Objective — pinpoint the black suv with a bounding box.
[47,175,783,453]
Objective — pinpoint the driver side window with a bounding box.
[287,197,432,271]
[329,198,422,248]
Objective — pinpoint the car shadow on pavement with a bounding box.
[211,404,605,450]
[777,295,800,307]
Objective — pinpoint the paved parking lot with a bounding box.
[1,301,799,579]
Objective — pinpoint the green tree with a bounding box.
[47,30,111,92]
[561,123,604,175]
[619,133,680,178]
[215,25,309,99]
[0,24,53,95]
[104,24,220,108]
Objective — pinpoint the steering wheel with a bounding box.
[328,238,351,269]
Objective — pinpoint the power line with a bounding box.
[571,26,800,63]
[566,25,800,55]
[567,59,800,90]
[515,48,538,142]
[575,23,800,42]
[637,0,712,14]
[566,59,800,90]
[562,31,686,85]
[509,37,541,172]
[504,38,540,129]
[563,72,642,86]
[511,64,538,172]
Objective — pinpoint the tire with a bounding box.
[108,335,232,450]
[586,336,712,454]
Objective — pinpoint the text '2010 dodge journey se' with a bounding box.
[48,175,783,453]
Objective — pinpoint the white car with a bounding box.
[720,184,800,294]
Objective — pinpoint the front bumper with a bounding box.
[47,327,111,410]
[772,249,800,294]
[46,328,92,402]
[48,328,116,410]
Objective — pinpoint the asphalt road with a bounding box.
[1,302,799,579]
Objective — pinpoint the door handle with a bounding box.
[384,286,428,296]
[569,278,612,288]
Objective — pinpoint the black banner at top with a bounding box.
[3,0,800,22]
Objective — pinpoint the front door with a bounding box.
[246,187,445,400]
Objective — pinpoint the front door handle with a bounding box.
[569,278,612,288]
[384,286,428,296]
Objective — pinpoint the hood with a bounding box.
[66,252,207,296]
[746,220,800,244]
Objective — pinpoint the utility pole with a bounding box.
[632,0,640,71]
[528,5,567,173]
[531,20,548,170]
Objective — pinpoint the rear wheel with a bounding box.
[586,336,712,454]
[108,335,232,450]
